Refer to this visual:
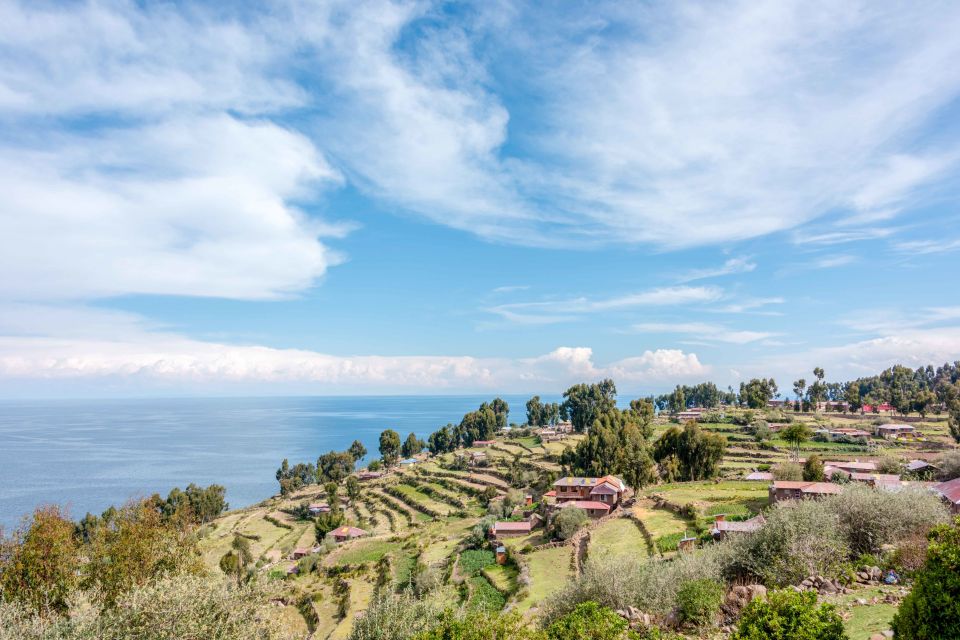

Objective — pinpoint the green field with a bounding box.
[589,517,648,559]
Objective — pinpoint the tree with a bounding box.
[653,422,727,481]
[219,533,253,586]
[315,510,345,543]
[325,482,339,507]
[489,397,510,430]
[803,454,826,482]
[669,385,686,414]
[401,432,424,459]
[892,517,960,640]
[741,378,777,409]
[781,423,812,460]
[379,429,402,466]
[562,380,617,433]
[348,440,368,462]
[559,409,655,490]
[317,451,356,483]
[0,505,81,615]
[375,553,393,591]
[732,589,846,640]
[345,476,361,502]
[553,507,588,540]
[844,383,862,414]
[427,424,455,454]
[526,395,544,427]
[793,379,807,409]
[460,408,498,445]
[84,501,205,607]
[772,462,803,481]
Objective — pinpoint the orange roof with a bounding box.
[493,521,532,532]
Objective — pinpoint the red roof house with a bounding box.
[491,521,532,537]
[553,476,625,507]
[769,481,842,503]
[934,478,960,514]
[331,526,367,543]
[560,500,611,518]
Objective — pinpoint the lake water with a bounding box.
[0,395,535,530]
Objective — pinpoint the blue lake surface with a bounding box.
[0,395,535,529]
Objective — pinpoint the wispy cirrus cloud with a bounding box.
[676,257,756,283]
[711,297,785,315]
[485,286,724,325]
[630,322,777,345]
[893,237,960,255]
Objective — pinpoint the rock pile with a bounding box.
[855,565,884,584]
[614,606,652,628]
[794,575,850,595]
[721,584,767,619]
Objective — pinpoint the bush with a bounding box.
[732,589,846,640]
[545,601,631,640]
[350,591,444,640]
[553,507,588,541]
[542,545,732,622]
[936,450,960,481]
[674,579,723,628]
[726,499,849,586]
[413,610,543,640]
[889,533,929,576]
[771,462,803,481]
[892,516,960,640]
[802,455,825,482]
[826,484,948,556]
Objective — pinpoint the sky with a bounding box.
[1,0,960,398]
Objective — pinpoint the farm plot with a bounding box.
[516,546,573,612]
[589,517,649,559]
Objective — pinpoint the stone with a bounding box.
[870,635,886,640]
[856,598,867,605]
[882,631,894,638]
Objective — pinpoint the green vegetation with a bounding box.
[893,516,960,639]
[732,589,846,640]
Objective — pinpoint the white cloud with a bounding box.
[811,255,857,269]
[894,237,960,255]
[712,297,785,314]
[486,286,723,324]
[630,322,777,344]
[676,257,756,283]
[746,327,960,384]
[0,308,707,393]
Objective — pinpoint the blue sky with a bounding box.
[1,0,960,397]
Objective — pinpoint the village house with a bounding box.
[875,424,916,440]
[555,421,574,433]
[847,473,903,489]
[560,500,611,518]
[292,545,321,559]
[331,526,367,543]
[491,520,532,537]
[862,402,896,414]
[743,471,774,481]
[822,460,878,474]
[710,513,766,541]
[468,451,487,466]
[769,480,843,503]
[472,440,495,447]
[907,459,938,474]
[933,477,960,514]
[676,410,703,421]
[398,458,418,467]
[308,502,331,515]
[357,470,385,481]
[816,427,872,442]
[553,475,626,507]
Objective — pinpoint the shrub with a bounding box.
[350,591,444,640]
[936,450,960,481]
[674,578,723,628]
[732,589,846,640]
[413,610,543,640]
[802,455,825,482]
[889,533,929,576]
[892,517,960,640]
[825,484,948,556]
[771,462,803,481]
[726,499,849,586]
[545,601,630,640]
[542,544,732,622]
[553,507,588,541]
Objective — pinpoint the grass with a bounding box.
[329,539,400,565]
[393,547,418,586]
[483,563,518,593]
[589,518,648,559]
[633,501,691,538]
[822,585,898,639]
[392,484,455,515]
[517,546,573,612]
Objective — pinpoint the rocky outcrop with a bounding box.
[721,584,767,620]
[793,575,850,595]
